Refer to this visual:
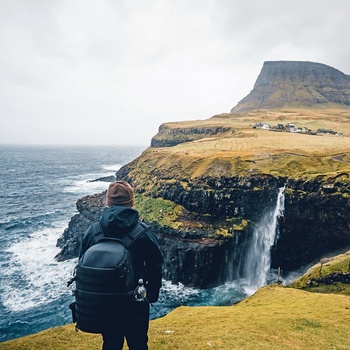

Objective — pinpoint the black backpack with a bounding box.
[70,221,150,333]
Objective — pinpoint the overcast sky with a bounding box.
[1,0,349,146]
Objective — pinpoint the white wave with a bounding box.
[1,226,77,312]
[102,164,122,172]
[63,178,110,195]
[161,280,200,299]
[61,172,112,195]
[60,163,121,196]
[158,279,247,309]
[0,210,62,227]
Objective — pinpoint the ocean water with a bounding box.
[0,145,247,343]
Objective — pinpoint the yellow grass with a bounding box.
[126,108,350,185]
[159,108,350,156]
[2,285,350,350]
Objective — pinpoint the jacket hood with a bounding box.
[99,206,139,236]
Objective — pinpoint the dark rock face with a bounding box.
[156,175,285,221]
[56,173,350,288]
[272,179,350,270]
[231,61,350,113]
[151,125,231,147]
[311,272,350,286]
[55,192,105,261]
[88,175,116,183]
[157,229,235,288]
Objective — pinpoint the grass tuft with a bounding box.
[134,194,184,229]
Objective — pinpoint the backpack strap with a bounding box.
[91,221,105,244]
[122,221,150,248]
[91,220,150,247]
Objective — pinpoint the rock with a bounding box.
[88,175,116,183]
[231,61,350,113]
[55,192,105,261]
[315,272,350,285]
[151,125,232,147]
[272,179,350,271]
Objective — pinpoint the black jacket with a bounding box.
[79,206,163,303]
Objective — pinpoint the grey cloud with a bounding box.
[0,0,349,145]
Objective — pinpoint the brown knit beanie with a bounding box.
[106,181,134,207]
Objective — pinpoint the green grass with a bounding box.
[134,194,184,229]
[2,250,350,349]
[1,285,349,350]
[290,249,350,295]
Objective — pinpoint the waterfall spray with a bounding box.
[240,186,285,294]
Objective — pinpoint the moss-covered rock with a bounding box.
[289,249,350,295]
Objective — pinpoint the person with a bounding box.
[79,180,163,350]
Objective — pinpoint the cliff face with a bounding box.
[274,178,350,270]
[151,125,232,147]
[56,172,350,287]
[56,61,350,289]
[231,61,350,113]
[55,192,105,261]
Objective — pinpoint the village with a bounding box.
[252,122,343,136]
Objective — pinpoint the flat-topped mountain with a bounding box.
[231,61,350,113]
[57,60,350,290]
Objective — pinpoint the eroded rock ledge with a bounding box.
[151,124,232,147]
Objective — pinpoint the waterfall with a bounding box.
[239,186,285,294]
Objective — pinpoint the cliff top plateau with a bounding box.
[126,107,350,187]
[231,61,350,113]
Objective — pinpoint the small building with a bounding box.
[261,123,271,130]
[286,123,295,132]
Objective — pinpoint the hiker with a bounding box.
[78,180,163,350]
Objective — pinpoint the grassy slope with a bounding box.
[1,285,349,350]
[129,109,350,187]
[290,249,350,294]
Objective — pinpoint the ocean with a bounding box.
[0,145,247,343]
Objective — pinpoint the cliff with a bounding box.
[231,61,350,113]
[56,61,350,289]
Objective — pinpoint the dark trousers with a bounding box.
[102,301,150,350]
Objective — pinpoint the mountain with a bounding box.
[57,61,350,290]
[231,61,350,113]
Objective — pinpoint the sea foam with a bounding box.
[102,164,122,172]
[61,172,112,195]
[1,226,76,312]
